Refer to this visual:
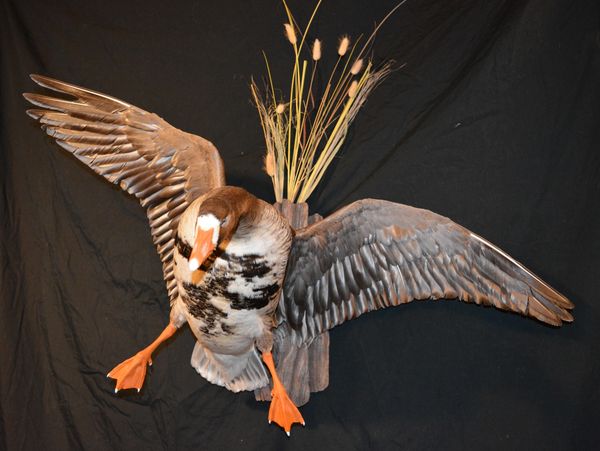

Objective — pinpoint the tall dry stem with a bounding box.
[251,1,402,203]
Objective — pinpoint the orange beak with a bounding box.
[188,227,217,271]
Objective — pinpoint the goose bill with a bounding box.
[189,227,217,271]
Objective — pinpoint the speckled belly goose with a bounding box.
[25,75,573,435]
[171,187,293,394]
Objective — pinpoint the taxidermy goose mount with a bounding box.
[23,73,574,435]
[23,2,573,437]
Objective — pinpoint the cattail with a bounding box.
[264,151,276,177]
[350,58,363,75]
[275,103,286,114]
[348,80,358,98]
[312,39,322,61]
[284,23,297,45]
[337,35,350,56]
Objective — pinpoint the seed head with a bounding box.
[264,151,276,177]
[348,80,358,98]
[284,23,297,45]
[312,39,322,61]
[338,36,350,56]
[350,58,363,75]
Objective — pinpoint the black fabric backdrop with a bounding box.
[1,0,599,449]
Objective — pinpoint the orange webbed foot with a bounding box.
[107,351,152,393]
[261,351,305,435]
[268,384,305,436]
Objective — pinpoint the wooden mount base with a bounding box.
[254,199,330,406]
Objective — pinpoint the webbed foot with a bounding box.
[106,323,178,393]
[261,351,305,436]
[268,385,305,436]
[107,351,152,393]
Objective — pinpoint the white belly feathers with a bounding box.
[173,199,292,355]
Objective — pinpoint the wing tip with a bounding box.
[30,73,45,84]
[533,278,574,310]
[29,73,73,94]
[558,301,574,323]
[28,73,133,110]
[29,74,64,93]
[531,295,574,327]
[561,310,574,323]
[22,92,54,110]
[24,74,48,106]
[25,108,43,120]
[469,231,575,323]
[534,287,574,326]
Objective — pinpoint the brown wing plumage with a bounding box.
[24,74,226,304]
[277,199,573,343]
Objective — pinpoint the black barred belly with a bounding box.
[181,252,280,336]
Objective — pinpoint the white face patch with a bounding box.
[197,214,221,245]
[188,257,200,272]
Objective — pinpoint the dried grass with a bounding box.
[251,0,405,203]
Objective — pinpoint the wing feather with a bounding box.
[278,199,573,343]
[24,74,226,305]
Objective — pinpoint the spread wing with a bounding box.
[278,199,573,343]
[24,74,226,304]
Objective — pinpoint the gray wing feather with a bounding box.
[24,74,225,304]
[278,199,573,343]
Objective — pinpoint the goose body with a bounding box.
[171,188,293,391]
[24,75,574,434]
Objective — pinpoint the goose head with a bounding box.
[188,187,257,271]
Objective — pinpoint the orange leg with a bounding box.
[262,352,305,436]
[107,323,178,393]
